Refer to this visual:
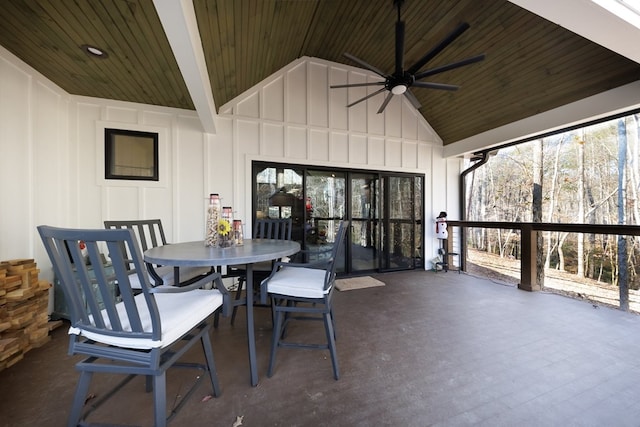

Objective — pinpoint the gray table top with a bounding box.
[144,238,300,267]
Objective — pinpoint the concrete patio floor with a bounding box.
[2,270,640,426]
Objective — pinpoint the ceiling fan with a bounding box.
[330,0,485,114]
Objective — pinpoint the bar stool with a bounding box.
[435,239,460,273]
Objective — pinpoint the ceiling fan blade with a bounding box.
[343,53,387,78]
[331,82,386,89]
[413,81,460,91]
[407,22,470,75]
[347,87,387,108]
[377,92,395,114]
[395,20,405,76]
[404,89,421,110]
[414,54,486,80]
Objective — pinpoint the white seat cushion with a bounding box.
[69,289,223,349]
[128,265,212,289]
[265,266,329,299]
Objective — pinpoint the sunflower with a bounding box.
[218,219,231,236]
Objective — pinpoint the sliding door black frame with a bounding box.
[252,161,424,276]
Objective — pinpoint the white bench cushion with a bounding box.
[69,289,223,349]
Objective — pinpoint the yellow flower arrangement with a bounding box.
[218,219,231,236]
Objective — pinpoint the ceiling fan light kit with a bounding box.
[391,84,407,95]
[330,0,485,114]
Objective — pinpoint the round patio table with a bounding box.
[144,238,300,386]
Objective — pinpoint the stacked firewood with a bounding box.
[0,259,53,372]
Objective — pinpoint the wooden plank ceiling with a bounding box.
[0,0,638,145]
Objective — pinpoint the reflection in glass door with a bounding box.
[252,162,423,276]
[350,173,379,273]
[253,165,305,242]
[381,175,423,271]
[304,170,346,272]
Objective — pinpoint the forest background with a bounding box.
[465,111,640,311]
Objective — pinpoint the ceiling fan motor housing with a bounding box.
[387,72,415,94]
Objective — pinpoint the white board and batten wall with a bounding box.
[0,47,460,284]
[219,56,460,253]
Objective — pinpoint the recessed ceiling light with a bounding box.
[80,44,108,59]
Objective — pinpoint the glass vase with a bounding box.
[217,206,234,248]
[205,194,220,247]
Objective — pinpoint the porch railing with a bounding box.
[447,221,640,297]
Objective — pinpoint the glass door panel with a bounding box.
[304,170,346,271]
[253,165,304,241]
[414,176,424,268]
[381,176,418,271]
[252,162,424,276]
[350,173,379,273]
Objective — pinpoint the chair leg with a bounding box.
[323,311,340,380]
[230,277,245,326]
[153,372,167,427]
[68,370,93,427]
[268,301,284,377]
[270,297,276,327]
[330,307,338,341]
[281,299,296,339]
[213,306,221,328]
[200,332,221,397]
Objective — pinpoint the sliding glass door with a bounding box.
[304,170,346,271]
[252,162,423,276]
[350,173,380,273]
[380,175,423,271]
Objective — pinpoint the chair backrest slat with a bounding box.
[254,218,292,240]
[324,220,349,290]
[104,219,168,273]
[105,219,168,251]
[134,223,150,251]
[88,241,122,330]
[38,225,160,341]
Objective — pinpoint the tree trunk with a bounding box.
[618,118,629,311]
[467,168,477,220]
[533,139,544,288]
[558,232,568,271]
[586,185,596,279]
[628,115,640,289]
[629,114,640,224]
[545,139,562,269]
[577,135,585,277]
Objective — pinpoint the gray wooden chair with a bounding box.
[226,217,294,325]
[261,220,349,380]
[38,225,230,427]
[105,219,212,287]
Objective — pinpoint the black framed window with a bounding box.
[105,128,159,181]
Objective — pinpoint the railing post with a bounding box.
[519,224,540,291]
